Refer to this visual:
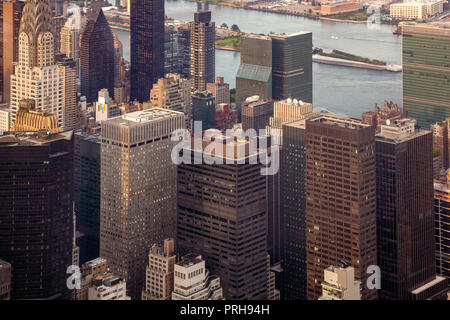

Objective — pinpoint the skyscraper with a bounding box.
[402,24,450,128]
[190,9,215,92]
[280,119,308,300]
[434,172,450,279]
[305,115,377,300]
[57,54,78,131]
[60,8,81,76]
[9,0,63,128]
[80,8,114,103]
[177,134,268,300]
[241,97,274,132]
[236,34,273,114]
[75,132,101,265]
[1,0,24,103]
[130,0,164,102]
[270,32,313,103]
[0,130,74,300]
[376,118,447,300]
[191,90,216,131]
[100,108,185,299]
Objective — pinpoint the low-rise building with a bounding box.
[172,254,224,300]
[390,0,444,20]
[318,266,361,300]
[321,1,364,15]
[0,260,11,300]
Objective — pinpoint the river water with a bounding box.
[112,0,402,116]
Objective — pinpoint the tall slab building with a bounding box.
[190,9,215,92]
[130,0,164,102]
[1,0,24,103]
[376,119,448,300]
[100,108,185,299]
[0,131,74,300]
[177,134,268,300]
[9,0,63,128]
[270,32,313,103]
[305,115,377,300]
[402,24,450,128]
[80,8,114,103]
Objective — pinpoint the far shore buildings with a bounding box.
[390,0,444,21]
[320,1,364,15]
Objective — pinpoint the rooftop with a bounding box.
[269,31,311,39]
[108,108,183,126]
[177,254,204,268]
[83,257,107,268]
[308,114,370,130]
[0,131,73,147]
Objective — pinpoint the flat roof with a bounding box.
[411,276,447,295]
[177,254,203,268]
[308,114,370,130]
[0,131,73,146]
[270,31,311,39]
[108,108,183,126]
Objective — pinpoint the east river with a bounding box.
[112,0,402,116]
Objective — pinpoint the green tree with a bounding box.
[231,24,240,33]
[220,23,228,29]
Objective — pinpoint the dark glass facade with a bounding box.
[130,0,164,102]
[0,132,74,300]
[280,120,307,300]
[192,91,216,131]
[80,9,115,103]
[376,127,437,299]
[402,24,450,128]
[270,32,312,103]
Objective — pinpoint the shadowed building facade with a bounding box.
[80,8,114,103]
[177,135,268,300]
[270,32,312,103]
[130,0,164,102]
[190,10,215,92]
[402,24,450,128]
[305,115,377,300]
[0,131,74,300]
[376,119,448,300]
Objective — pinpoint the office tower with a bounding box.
[431,119,450,176]
[0,106,10,132]
[142,239,177,300]
[1,0,24,103]
[402,24,450,128]
[190,9,215,92]
[241,97,274,132]
[57,54,78,131]
[11,99,60,134]
[376,118,448,299]
[434,172,450,278]
[113,34,123,79]
[149,73,192,117]
[361,101,407,132]
[80,8,114,102]
[191,91,215,131]
[305,115,377,300]
[207,77,230,105]
[100,109,185,299]
[172,254,224,300]
[280,119,308,300]
[52,15,67,54]
[215,103,237,130]
[0,130,74,299]
[270,32,312,103]
[165,23,180,75]
[0,260,11,300]
[318,266,361,300]
[236,34,273,114]
[130,0,164,102]
[75,132,101,264]
[178,23,191,79]
[267,98,313,140]
[88,275,130,300]
[177,134,268,300]
[9,0,63,128]
[95,89,121,123]
[266,254,280,300]
[60,9,81,76]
